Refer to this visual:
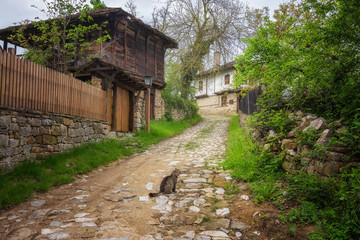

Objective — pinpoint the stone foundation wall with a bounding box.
[154,89,165,120]
[197,93,238,115]
[0,107,110,171]
[171,109,187,121]
[260,111,359,177]
[133,89,166,130]
[134,92,146,131]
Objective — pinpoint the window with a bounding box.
[221,95,227,106]
[199,81,203,91]
[229,100,234,105]
[224,74,230,85]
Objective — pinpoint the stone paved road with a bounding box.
[1,115,254,240]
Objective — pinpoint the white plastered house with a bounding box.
[194,52,244,115]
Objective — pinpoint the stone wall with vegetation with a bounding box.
[258,111,359,177]
[0,107,110,171]
[133,89,166,131]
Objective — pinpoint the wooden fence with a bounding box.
[0,49,107,121]
[239,86,262,115]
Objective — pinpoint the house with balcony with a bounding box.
[0,7,177,131]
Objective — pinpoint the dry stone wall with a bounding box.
[0,107,110,172]
[260,111,359,177]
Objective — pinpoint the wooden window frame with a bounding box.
[224,74,230,85]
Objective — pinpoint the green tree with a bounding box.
[234,0,360,122]
[9,0,109,73]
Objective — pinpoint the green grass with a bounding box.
[0,114,202,209]
[185,141,200,150]
[224,115,360,239]
[222,116,259,181]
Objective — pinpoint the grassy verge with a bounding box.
[223,115,360,239]
[0,114,202,209]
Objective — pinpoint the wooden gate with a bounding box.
[112,86,130,132]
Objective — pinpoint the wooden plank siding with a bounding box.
[112,86,130,132]
[0,50,107,121]
[83,22,168,84]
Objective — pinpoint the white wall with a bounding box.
[195,69,236,97]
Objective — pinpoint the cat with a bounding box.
[149,169,181,197]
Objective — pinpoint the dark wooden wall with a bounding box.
[81,18,167,85]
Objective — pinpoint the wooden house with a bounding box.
[0,7,177,132]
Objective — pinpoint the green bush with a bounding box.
[162,90,199,120]
[249,109,295,138]
[249,180,282,204]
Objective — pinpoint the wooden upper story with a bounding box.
[0,8,177,89]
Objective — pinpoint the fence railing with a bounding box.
[239,86,262,115]
[0,49,107,121]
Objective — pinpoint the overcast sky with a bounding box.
[0,0,285,29]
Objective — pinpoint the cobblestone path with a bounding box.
[1,115,256,240]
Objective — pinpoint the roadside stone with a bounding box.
[82,222,97,227]
[186,183,203,189]
[183,178,207,183]
[200,231,229,238]
[139,196,149,202]
[48,209,71,216]
[213,177,227,188]
[74,213,90,218]
[31,200,46,207]
[156,196,168,205]
[50,221,62,227]
[194,198,206,206]
[189,206,201,213]
[195,236,211,240]
[175,198,194,207]
[215,188,225,195]
[48,232,69,240]
[316,129,333,146]
[74,217,96,223]
[303,118,326,132]
[182,231,196,239]
[216,208,230,216]
[323,162,342,176]
[4,227,33,240]
[281,139,297,150]
[203,219,230,230]
[240,195,249,201]
[235,232,242,239]
[41,228,62,235]
[325,151,345,162]
[231,221,250,231]
[30,209,50,219]
[146,183,154,190]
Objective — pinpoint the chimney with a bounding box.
[214,51,220,68]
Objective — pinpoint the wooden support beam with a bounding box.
[145,87,150,132]
[145,35,149,76]
[87,67,114,72]
[154,42,158,79]
[97,71,116,90]
[135,30,140,74]
[124,22,127,66]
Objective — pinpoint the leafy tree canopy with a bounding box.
[9,0,109,73]
[152,0,267,99]
[234,0,360,123]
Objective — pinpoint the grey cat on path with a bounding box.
[149,169,181,197]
